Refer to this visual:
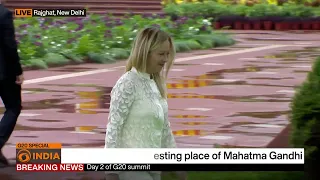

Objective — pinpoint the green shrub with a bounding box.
[290,56,320,178]
[163,2,319,18]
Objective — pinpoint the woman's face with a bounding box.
[147,40,170,74]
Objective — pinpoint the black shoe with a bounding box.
[0,162,7,168]
[0,152,9,166]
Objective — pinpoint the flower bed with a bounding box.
[164,2,320,30]
[15,14,235,69]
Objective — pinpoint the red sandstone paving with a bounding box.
[1,31,320,179]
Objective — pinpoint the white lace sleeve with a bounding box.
[105,76,136,148]
[162,117,177,148]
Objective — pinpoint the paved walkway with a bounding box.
[1,30,320,179]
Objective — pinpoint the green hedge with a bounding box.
[164,2,320,19]
[290,56,320,178]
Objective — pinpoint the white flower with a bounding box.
[43,36,48,39]
[189,27,194,30]
[60,26,67,29]
[18,49,21,53]
[50,42,55,44]
[57,44,61,47]
[133,29,137,33]
[195,28,199,31]
[129,38,133,40]
[117,41,122,44]
[202,19,211,26]
[116,36,122,39]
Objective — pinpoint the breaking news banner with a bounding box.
[14,9,86,17]
[16,143,304,172]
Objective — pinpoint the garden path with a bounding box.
[1,30,320,179]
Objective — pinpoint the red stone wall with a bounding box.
[4,0,163,15]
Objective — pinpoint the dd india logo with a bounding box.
[17,149,31,163]
[16,143,61,163]
[16,149,60,163]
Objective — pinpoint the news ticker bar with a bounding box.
[14,9,86,17]
[16,163,303,172]
[15,143,305,164]
[85,164,303,171]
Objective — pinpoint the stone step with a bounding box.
[88,10,165,16]
[5,0,162,5]
[5,0,163,15]
[7,0,161,2]
[7,4,162,10]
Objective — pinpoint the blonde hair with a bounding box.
[125,27,176,99]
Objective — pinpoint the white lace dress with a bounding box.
[105,67,176,180]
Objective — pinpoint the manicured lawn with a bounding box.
[162,171,304,180]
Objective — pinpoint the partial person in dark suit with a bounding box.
[0,0,24,167]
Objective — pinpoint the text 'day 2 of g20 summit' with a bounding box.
[14,9,86,17]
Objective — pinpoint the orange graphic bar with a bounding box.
[14,9,33,17]
[16,143,61,149]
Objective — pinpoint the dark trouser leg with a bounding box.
[305,155,320,180]
[0,79,22,150]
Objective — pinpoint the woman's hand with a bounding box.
[106,173,120,180]
[176,171,188,180]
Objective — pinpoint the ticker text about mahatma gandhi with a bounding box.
[153,150,304,162]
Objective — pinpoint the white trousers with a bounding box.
[117,171,161,180]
